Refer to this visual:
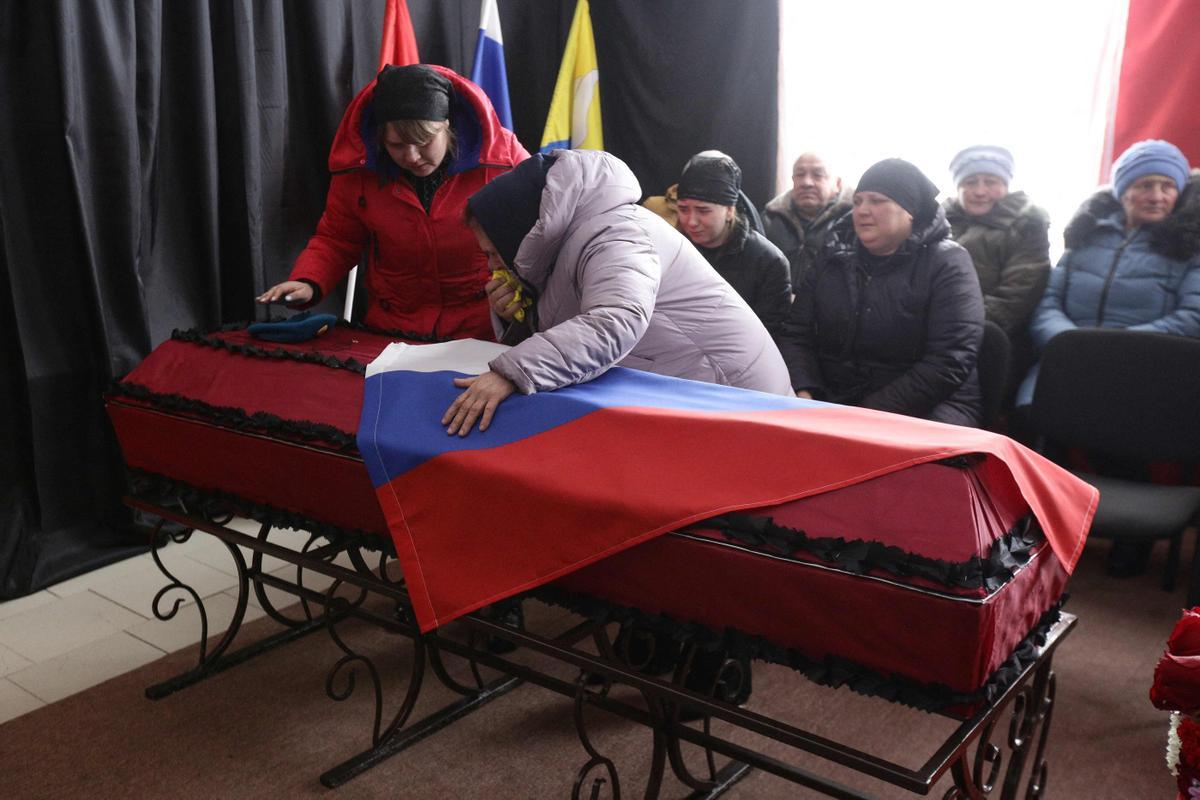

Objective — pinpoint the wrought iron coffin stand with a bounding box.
[129,493,1074,799]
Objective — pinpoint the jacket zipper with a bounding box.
[1096,230,1138,326]
[848,266,869,359]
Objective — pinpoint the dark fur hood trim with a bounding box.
[1064,171,1200,261]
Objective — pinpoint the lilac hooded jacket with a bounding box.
[488,150,791,396]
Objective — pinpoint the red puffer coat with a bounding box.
[290,66,528,339]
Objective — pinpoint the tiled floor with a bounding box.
[0,520,338,724]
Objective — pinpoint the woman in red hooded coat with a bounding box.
[258,64,528,340]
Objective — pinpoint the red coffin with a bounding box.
[106,324,1069,714]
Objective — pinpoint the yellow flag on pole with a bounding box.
[539,0,602,152]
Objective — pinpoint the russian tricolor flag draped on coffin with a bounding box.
[359,340,1097,633]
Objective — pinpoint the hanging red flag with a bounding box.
[378,0,420,70]
[1104,0,1200,176]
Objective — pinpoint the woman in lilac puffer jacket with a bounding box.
[443,149,791,435]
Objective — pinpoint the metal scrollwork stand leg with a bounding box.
[659,643,753,799]
[568,624,649,799]
[144,518,251,698]
[127,496,524,787]
[945,658,1058,800]
[319,579,429,787]
[250,523,319,628]
[1000,665,1056,800]
[571,670,624,800]
[569,626,749,800]
[318,585,524,788]
[139,510,328,700]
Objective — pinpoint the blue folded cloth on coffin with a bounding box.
[247,312,339,343]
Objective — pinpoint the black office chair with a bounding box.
[1029,329,1200,593]
[976,320,1011,431]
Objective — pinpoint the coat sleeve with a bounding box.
[289,173,369,297]
[985,214,1051,334]
[761,212,786,251]
[751,238,793,337]
[1126,259,1200,337]
[488,229,660,393]
[860,245,984,416]
[763,212,803,286]
[776,262,824,395]
[1028,252,1080,351]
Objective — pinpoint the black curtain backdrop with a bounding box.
[0,0,778,599]
[591,1,780,206]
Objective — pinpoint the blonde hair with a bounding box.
[379,119,457,157]
[383,119,436,144]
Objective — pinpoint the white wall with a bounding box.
[777,0,1129,261]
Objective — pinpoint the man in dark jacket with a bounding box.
[778,158,985,427]
[763,152,853,290]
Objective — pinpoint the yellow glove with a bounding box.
[491,269,533,323]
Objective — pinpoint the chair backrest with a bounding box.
[976,320,1011,430]
[1030,329,1200,462]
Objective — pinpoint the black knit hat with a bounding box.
[856,158,939,226]
[373,64,452,122]
[467,154,557,267]
[677,152,741,207]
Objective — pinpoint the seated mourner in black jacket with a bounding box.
[675,151,792,336]
[778,158,985,426]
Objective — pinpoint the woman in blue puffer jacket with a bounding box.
[1016,140,1200,406]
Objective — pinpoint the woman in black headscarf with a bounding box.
[778,158,985,426]
[674,151,792,336]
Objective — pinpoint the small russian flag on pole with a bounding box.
[470,0,513,130]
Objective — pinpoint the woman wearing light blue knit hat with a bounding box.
[1021,138,1198,406]
[944,145,1052,404]
[1016,138,1200,575]
[1109,139,1192,205]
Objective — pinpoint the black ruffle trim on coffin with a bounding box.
[334,318,450,343]
[697,513,1043,593]
[176,317,448,344]
[166,318,455,373]
[530,584,1067,715]
[126,469,1064,713]
[107,381,361,456]
[170,327,369,375]
[128,469,393,556]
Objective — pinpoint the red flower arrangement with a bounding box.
[1152,608,1200,799]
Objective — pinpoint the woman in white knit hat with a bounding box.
[943,145,1052,401]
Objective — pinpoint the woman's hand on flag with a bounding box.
[443,370,516,435]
